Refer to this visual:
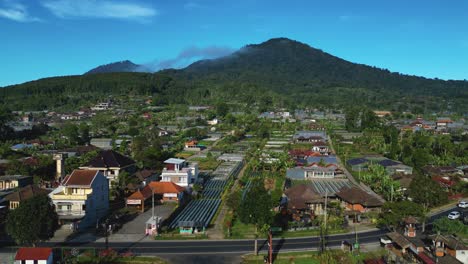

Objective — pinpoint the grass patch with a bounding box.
[277,227,347,238]
[77,255,167,263]
[198,140,214,146]
[190,157,221,170]
[175,151,194,159]
[228,218,257,239]
[242,249,387,264]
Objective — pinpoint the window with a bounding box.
[82,204,86,211]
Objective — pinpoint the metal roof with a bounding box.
[164,158,186,165]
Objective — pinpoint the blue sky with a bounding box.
[1,0,467,86]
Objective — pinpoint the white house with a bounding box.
[49,170,109,230]
[15,247,53,264]
[160,158,199,187]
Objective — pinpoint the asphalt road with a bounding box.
[0,206,461,264]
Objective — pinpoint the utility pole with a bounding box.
[254,224,258,255]
[268,229,273,264]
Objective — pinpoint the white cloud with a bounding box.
[0,0,41,22]
[42,0,157,20]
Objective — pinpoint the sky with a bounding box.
[0,0,467,86]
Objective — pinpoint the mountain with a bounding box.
[1,38,467,112]
[85,60,150,74]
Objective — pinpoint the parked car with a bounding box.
[458,201,468,208]
[380,237,392,247]
[448,211,461,220]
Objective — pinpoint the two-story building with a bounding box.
[49,170,109,230]
[0,175,33,190]
[79,150,136,188]
[160,158,198,187]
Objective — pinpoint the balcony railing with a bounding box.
[52,193,90,200]
[56,210,85,216]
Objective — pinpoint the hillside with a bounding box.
[85,60,149,74]
[1,38,467,112]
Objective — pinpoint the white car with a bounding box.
[447,211,461,220]
[458,201,468,208]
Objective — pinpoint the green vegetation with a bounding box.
[6,194,59,246]
[2,38,466,114]
[432,218,468,239]
[241,249,387,264]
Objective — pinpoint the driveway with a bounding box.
[116,204,175,235]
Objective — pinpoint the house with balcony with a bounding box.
[79,150,136,188]
[49,170,109,230]
[160,158,198,187]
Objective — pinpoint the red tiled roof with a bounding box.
[63,170,98,186]
[185,140,198,146]
[127,185,153,200]
[15,247,52,260]
[147,181,185,194]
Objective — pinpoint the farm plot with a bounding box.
[202,179,228,199]
[169,199,221,228]
[169,161,244,230]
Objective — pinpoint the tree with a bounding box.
[379,201,424,231]
[239,179,273,227]
[61,123,80,146]
[433,218,468,236]
[226,189,241,211]
[6,194,58,246]
[215,102,229,118]
[409,173,448,231]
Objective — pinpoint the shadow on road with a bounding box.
[272,238,285,263]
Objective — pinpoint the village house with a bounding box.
[284,184,325,219]
[311,141,329,155]
[4,185,50,209]
[385,232,432,263]
[0,175,33,190]
[184,139,203,151]
[436,117,453,131]
[14,247,53,264]
[373,111,392,118]
[135,169,158,185]
[293,131,327,143]
[90,102,111,111]
[79,150,136,187]
[286,163,338,180]
[49,170,109,230]
[346,156,413,175]
[378,159,413,175]
[335,186,383,213]
[126,181,185,212]
[160,158,199,187]
[430,234,468,264]
[148,181,185,202]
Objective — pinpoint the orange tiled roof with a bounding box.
[147,181,185,194]
[127,185,153,200]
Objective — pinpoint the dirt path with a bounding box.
[209,162,248,239]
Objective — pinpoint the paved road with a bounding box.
[0,206,459,264]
